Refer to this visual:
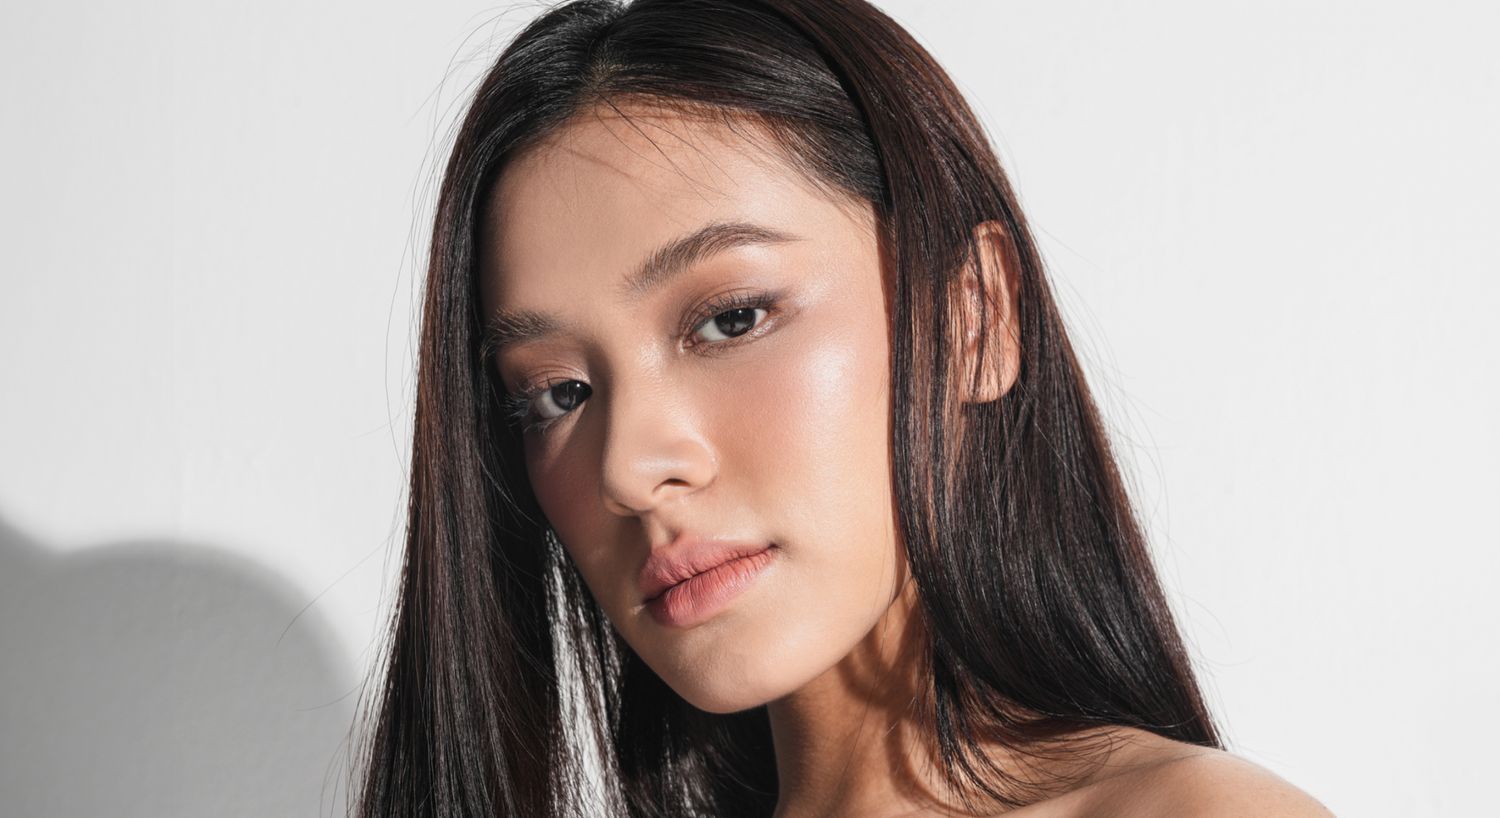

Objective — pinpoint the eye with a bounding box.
[532,380,592,421]
[502,289,785,435]
[502,379,591,433]
[692,305,768,343]
[682,289,780,350]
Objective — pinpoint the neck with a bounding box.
[763,582,1178,817]
[766,579,985,818]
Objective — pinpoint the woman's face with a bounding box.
[479,102,906,713]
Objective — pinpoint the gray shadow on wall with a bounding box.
[0,508,359,818]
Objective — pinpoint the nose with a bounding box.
[598,377,717,518]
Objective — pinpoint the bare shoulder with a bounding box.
[1099,745,1335,817]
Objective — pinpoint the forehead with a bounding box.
[479,102,868,306]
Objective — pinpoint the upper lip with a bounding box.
[638,535,773,602]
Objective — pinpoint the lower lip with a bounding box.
[646,546,777,629]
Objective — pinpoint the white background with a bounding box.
[2,1,1495,815]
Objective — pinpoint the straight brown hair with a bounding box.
[350,1,1223,814]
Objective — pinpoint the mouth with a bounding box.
[640,541,779,629]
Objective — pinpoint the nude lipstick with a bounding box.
[639,539,777,629]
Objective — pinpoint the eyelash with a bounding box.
[500,289,782,435]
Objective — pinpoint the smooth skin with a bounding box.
[478,99,1333,817]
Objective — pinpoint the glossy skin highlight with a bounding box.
[479,102,905,716]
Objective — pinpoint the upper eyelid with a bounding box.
[679,290,779,345]
[509,288,782,385]
[506,290,784,427]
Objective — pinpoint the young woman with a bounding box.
[351,1,1332,815]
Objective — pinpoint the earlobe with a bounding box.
[954,219,1021,404]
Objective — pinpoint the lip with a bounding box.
[639,538,777,628]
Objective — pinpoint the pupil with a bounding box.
[553,381,590,409]
[715,307,755,337]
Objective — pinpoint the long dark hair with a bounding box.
[349,0,1223,815]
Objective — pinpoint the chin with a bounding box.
[644,628,841,715]
[671,672,783,714]
[642,645,785,713]
[683,691,765,715]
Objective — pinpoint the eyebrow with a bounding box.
[481,219,801,358]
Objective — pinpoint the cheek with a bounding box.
[524,441,586,533]
[644,301,900,709]
[721,305,900,610]
[522,444,619,597]
[725,320,890,510]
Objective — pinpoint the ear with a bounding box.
[953,219,1021,404]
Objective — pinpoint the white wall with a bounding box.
[1,1,1492,815]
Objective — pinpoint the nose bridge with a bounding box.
[598,367,716,517]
